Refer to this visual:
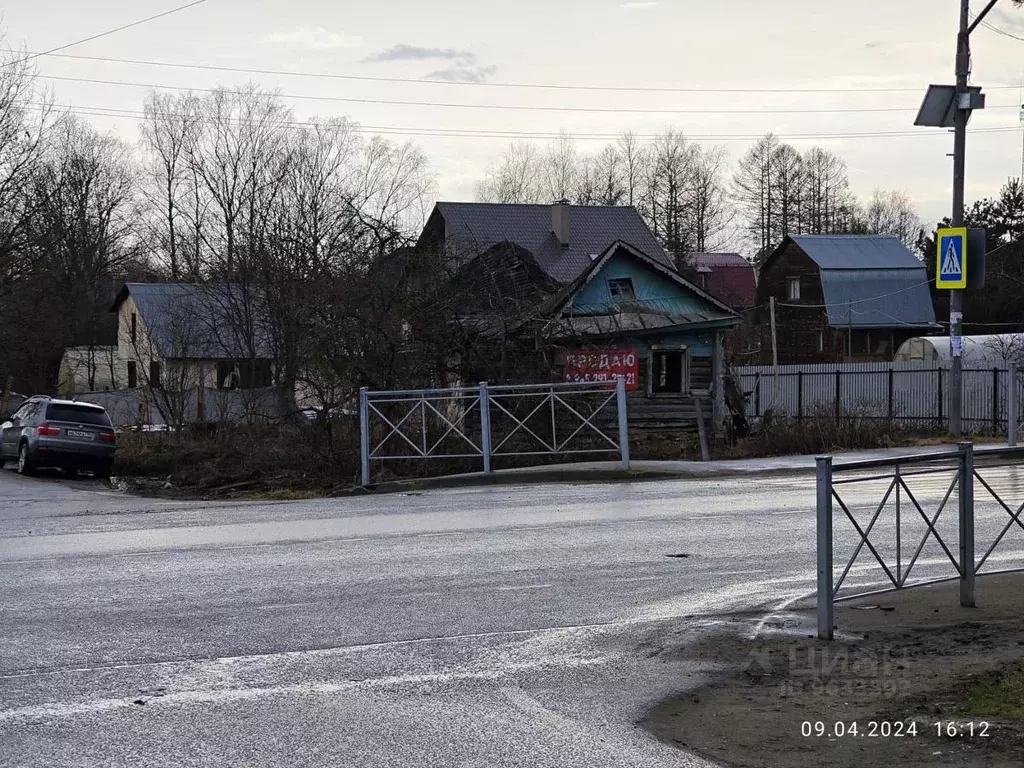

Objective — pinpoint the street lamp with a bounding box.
[1019,102,1024,182]
[915,0,1012,438]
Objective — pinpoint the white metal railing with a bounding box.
[816,443,1024,639]
[359,378,629,486]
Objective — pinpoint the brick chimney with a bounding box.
[552,199,570,247]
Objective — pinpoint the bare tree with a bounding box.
[733,133,781,260]
[0,40,57,297]
[477,141,544,203]
[687,144,731,252]
[140,91,201,279]
[645,129,693,258]
[800,147,849,235]
[617,131,648,210]
[770,143,804,240]
[864,189,921,249]
[542,132,578,202]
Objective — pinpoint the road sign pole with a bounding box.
[949,0,970,439]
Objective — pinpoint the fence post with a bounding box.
[993,367,1000,435]
[359,387,370,487]
[479,381,492,475]
[616,375,630,470]
[958,441,975,608]
[887,367,895,422]
[816,455,834,640]
[937,368,944,427]
[797,371,804,422]
[1009,364,1018,447]
[834,370,842,421]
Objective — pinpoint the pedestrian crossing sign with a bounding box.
[936,227,967,289]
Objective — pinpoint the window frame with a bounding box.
[607,277,637,303]
[787,277,801,301]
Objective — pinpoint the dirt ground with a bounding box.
[644,573,1024,768]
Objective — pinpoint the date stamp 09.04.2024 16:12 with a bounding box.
[801,721,992,739]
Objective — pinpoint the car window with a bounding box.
[45,404,111,426]
[13,402,39,422]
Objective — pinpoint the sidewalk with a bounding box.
[366,441,1008,493]
[645,571,1024,768]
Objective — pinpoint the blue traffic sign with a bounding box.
[936,227,967,289]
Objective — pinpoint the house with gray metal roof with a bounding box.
[756,235,939,363]
[109,283,275,393]
[416,200,741,427]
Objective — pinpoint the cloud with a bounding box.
[365,44,476,65]
[264,26,362,49]
[621,1,660,8]
[423,65,498,83]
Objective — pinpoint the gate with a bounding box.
[359,378,629,486]
[816,443,1024,639]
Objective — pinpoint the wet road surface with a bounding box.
[2,462,1023,767]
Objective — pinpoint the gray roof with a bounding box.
[112,283,274,360]
[820,270,937,329]
[791,235,925,270]
[432,202,671,283]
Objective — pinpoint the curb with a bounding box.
[347,463,818,496]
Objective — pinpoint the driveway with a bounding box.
[1,463,1015,767]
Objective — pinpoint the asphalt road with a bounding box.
[1,461,1023,767]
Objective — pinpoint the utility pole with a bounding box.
[949,0,971,438]
[1019,102,1024,182]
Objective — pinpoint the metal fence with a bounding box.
[736,362,1024,433]
[359,378,630,486]
[816,443,1024,639]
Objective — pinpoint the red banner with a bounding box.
[563,348,639,391]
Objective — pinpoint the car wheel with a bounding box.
[97,462,113,481]
[17,443,35,476]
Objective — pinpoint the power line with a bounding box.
[8,1,210,66]
[31,51,1024,95]
[36,74,1024,116]
[777,277,938,311]
[24,101,1024,143]
[980,20,1024,42]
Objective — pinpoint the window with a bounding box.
[130,312,137,343]
[608,278,636,302]
[787,277,801,301]
[45,404,111,427]
[238,360,273,388]
[127,360,137,389]
[649,347,690,395]
[817,331,825,353]
[217,360,273,390]
[149,361,162,389]
[217,362,238,390]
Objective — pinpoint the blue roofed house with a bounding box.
[756,235,939,363]
[415,200,741,426]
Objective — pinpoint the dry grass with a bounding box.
[113,422,361,497]
[722,407,920,459]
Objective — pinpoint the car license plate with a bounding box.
[67,430,94,439]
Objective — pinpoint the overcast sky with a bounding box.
[4,0,1024,233]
